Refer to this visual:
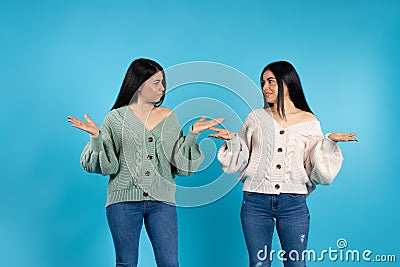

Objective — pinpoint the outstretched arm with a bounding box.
[307,131,358,187]
[171,115,224,176]
[209,113,255,174]
[68,113,119,175]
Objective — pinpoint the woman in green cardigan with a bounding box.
[68,58,223,267]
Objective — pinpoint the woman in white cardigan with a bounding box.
[209,61,357,267]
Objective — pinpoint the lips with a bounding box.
[264,92,273,97]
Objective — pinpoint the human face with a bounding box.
[262,70,290,105]
[262,70,278,104]
[139,71,165,103]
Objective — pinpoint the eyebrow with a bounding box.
[262,77,276,82]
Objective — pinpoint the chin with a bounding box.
[265,102,275,107]
[265,97,276,103]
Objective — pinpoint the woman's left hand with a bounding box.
[328,132,358,142]
[192,116,225,133]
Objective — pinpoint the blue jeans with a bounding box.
[241,192,310,267]
[106,201,179,267]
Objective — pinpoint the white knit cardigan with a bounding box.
[217,109,343,195]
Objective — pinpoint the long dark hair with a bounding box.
[261,61,312,118]
[111,58,166,110]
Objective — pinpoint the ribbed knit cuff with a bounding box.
[90,133,103,152]
[225,134,240,150]
[323,133,338,151]
[183,126,200,146]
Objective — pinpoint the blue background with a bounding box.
[1,0,399,266]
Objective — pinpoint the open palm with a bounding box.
[67,114,100,137]
[328,132,358,142]
[192,116,225,133]
[208,127,237,140]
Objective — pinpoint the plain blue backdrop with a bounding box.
[1,0,399,266]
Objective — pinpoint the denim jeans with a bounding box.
[106,201,179,267]
[241,192,310,267]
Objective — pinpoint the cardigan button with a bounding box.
[147,137,154,142]
[279,130,285,135]
[147,155,153,160]
[145,171,150,176]
[275,184,280,189]
[276,164,282,169]
[277,148,283,153]
[143,192,149,197]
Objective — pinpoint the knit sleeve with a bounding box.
[305,131,344,185]
[80,113,119,176]
[161,112,204,177]
[172,126,204,176]
[217,112,253,174]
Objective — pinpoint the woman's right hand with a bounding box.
[67,114,100,137]
[208,127,237,140]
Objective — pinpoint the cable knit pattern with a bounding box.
[217,109,343,195]
[80,106,203,207]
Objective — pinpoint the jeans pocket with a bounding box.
[242,191,258,205]
[243,191,255,196]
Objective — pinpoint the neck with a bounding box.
[270,98,298,115]
[129,97,154,114]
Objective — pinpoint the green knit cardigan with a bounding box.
[80,106,204,207]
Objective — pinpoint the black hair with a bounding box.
[111,58,166,110]
[260,61,313,119]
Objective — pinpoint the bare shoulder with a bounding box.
[301,111,318,121]
[154,106,174,118]
[291,110,318,122]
